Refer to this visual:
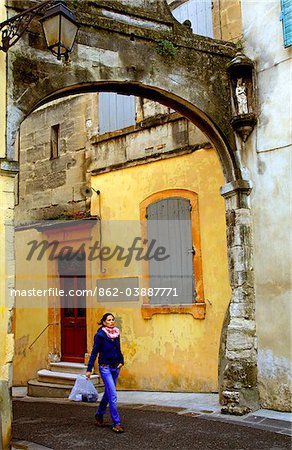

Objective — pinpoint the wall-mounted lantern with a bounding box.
[41,1,79,61]
[0,0,78,61]
[227,53,257,142]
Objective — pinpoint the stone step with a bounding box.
[49,362,87,374]
[28,379,104,398]
[37,369,100,386]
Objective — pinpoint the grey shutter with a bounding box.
[99,92,136,134]
[117,93,136,129]
[146,197,194,305]
[172,0,213,38]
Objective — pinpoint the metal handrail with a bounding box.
[29,322,59,350]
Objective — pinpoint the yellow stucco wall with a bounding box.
[90,148,231,392]
[13,229,49,385]
[13,147,231,393]
[0,176,15,381]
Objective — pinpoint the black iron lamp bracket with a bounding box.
[0,0,57,52]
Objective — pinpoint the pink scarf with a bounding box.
[102,326,120,339]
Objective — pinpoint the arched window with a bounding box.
[171,0,213,38]
[140,190,205,319]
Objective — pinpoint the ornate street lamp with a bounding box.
[0,0,78,61]
[41,1,79,60]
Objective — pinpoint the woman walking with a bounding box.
[86,313,124,433]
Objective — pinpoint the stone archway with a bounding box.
[6,1,238,168]
[3,0,259,430]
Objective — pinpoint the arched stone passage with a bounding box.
[4,0,259,416]
[6,1,238,171]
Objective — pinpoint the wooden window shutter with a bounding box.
[98,92,136,134]
[172,0,213,38]
[146,197,195,305]
[281,0,292,47]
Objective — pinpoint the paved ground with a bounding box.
[13,400,291,450]
[12,388,292,434]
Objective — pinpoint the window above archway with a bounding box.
[170,0,213,38]
[98,92,136,134]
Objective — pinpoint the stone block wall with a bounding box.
[16,94,98,222]
[219,188,259,414]
[213,0,243,43]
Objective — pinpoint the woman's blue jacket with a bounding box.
[87,328,124,372]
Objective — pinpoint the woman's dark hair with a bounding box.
[98,312,115,326]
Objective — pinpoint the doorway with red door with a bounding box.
[58,254,87,363]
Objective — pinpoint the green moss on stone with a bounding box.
[157,39,177,60]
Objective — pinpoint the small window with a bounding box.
[140,190,205,319]
[98,92,136,134]
[146,197,195,305]
[172,0,213,38]
[281,0,292,47]
[50,124,60,159]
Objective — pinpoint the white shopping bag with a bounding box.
[68,374,98,402]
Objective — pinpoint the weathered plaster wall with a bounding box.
[241,0,292,411]
[90,114,207,171]
[0,175,14,448]
[90,149,231,391]
[13,230,49,386]
[0,177,15,446]
[14,121,230,391]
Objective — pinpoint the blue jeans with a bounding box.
[97,365,120,425]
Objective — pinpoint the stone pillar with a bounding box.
[219,180,259,415]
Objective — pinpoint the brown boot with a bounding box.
[95,413,103,426]
[112,424,124,433]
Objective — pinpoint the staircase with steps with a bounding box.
[28,362,103,398]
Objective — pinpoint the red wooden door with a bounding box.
[59,257,86,363]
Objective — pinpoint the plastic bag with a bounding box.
[68,374,98,402]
